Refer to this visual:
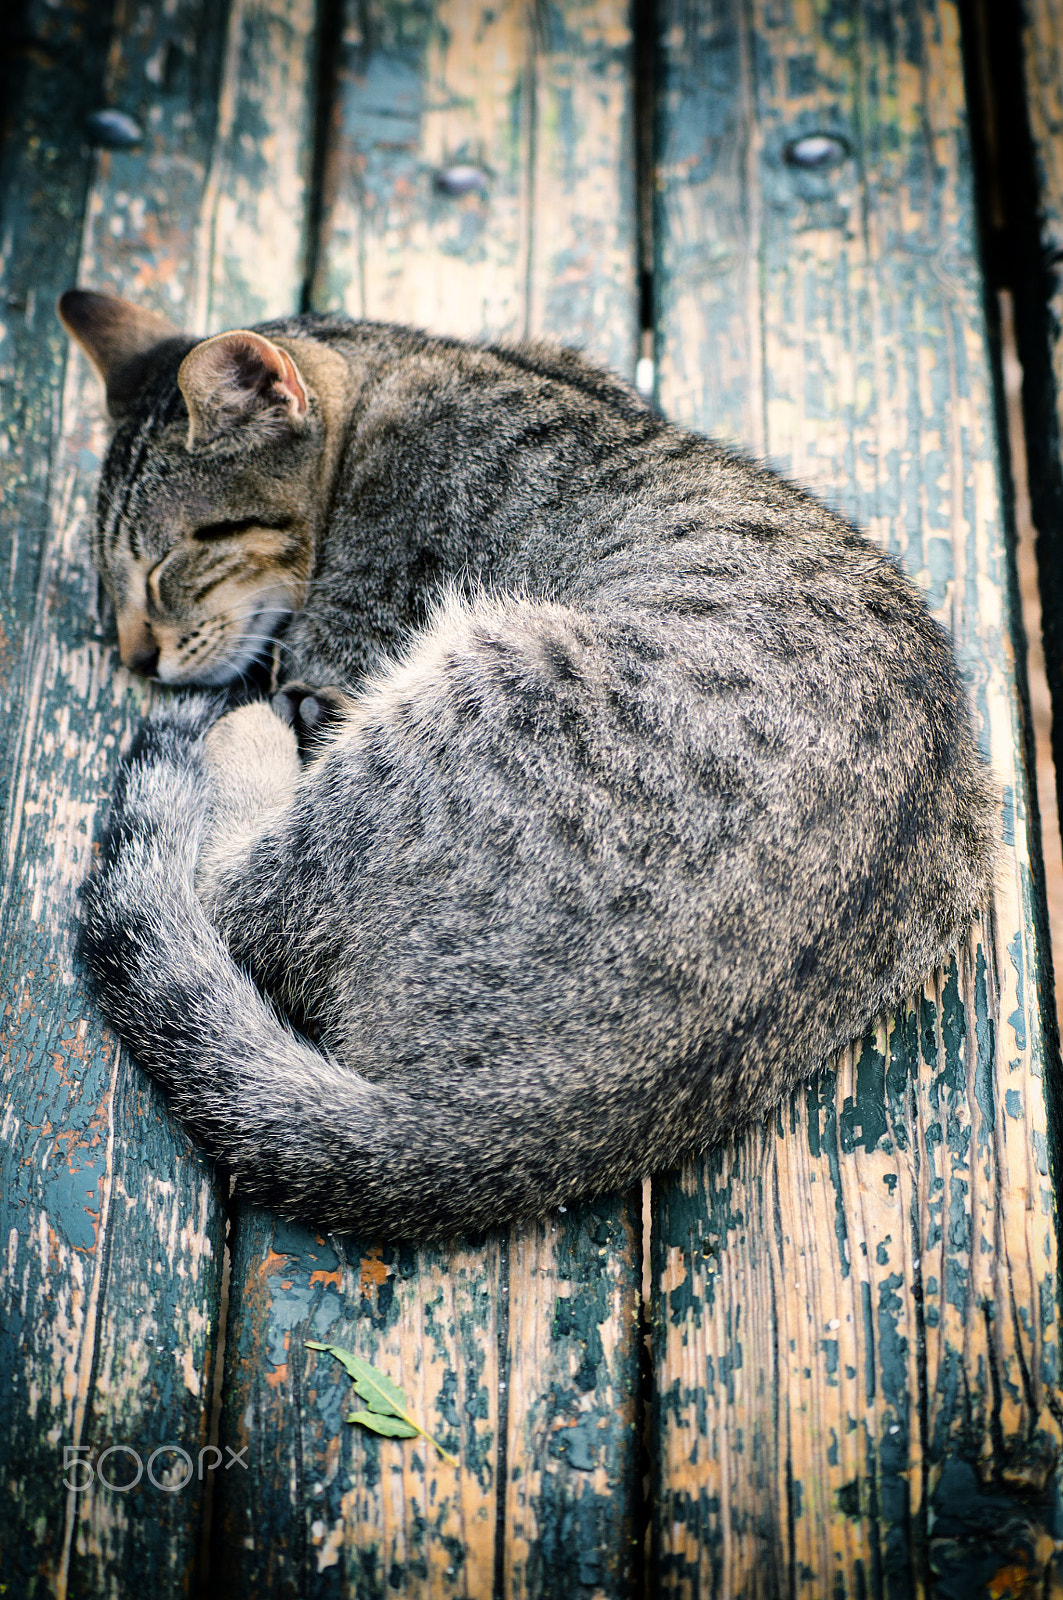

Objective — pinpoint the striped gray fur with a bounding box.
[62,291,996,1240]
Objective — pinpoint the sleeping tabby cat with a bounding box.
[61,288,995,1241]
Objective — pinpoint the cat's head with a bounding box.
[59,289,332,685]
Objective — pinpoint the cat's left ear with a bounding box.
[58,289,183,418]
[178,330,309,448]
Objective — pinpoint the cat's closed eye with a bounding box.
[193,515,292,540]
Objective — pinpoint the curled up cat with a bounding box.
[60,288,997,1242]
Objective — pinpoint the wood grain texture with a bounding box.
[1016,0,1063,885]
[214,4,643,1592]
[1019,0,1063,465]
[215,1204,640,1597]
[0,0,318,1593]
[215,1220,504,1596]
[313,0,638,372]
[194,0,319,331]
[651,1,1063,1594]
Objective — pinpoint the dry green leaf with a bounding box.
[348,1411,419,1438]
[306,1341,459,1466]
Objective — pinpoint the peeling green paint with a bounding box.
[973,947,996,1133]
[1007,929,1028,1051]
[841,1035,890,1155]
[807,1068,851,1274]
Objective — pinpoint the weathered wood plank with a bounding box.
[314,0,638,369]
[313,0,536,342]
[1,1,319,1593]
[1014,0,1063,854]
[214,1,643,1591]
[0,0,114,833]
[215,1222,504,1594]
[501,1200,642,1594]
[651,1,1063,1594]
[194,0,318,330]
[1018,1,1063,397]
[525,0,639,372]
[217,1202,642,1596]
[0,4,229,1596]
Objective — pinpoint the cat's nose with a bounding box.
[118,615,160,677]
[128,642,160,676]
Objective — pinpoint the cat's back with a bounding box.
[280,317,989,899]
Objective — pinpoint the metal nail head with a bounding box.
[85,109,144,149]
[434,164,489,197]
[784,133,849,170]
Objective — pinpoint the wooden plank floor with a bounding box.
[1,1,1062,1596]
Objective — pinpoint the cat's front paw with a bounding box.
[271,681,352,757]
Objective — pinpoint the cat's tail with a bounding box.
[77,700,587,1239]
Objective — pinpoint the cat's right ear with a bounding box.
[58,289,181,419]
[177,330,309,449]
